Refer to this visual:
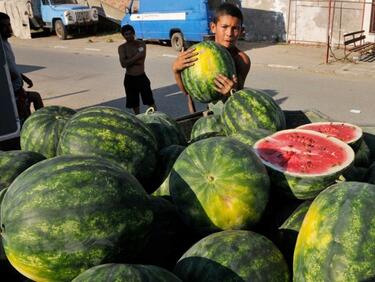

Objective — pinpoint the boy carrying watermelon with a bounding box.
[172,3,251,113]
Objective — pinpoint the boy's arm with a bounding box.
[21,73,33,88]
[236,51,251,89]
[118,43,145,68]
[172,47,198,94]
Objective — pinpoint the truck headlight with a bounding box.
[92,8,98,20]
[64,11,74,23]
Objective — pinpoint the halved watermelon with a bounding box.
[297,122,362,150]
[253,129,355,199]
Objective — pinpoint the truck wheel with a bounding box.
[171,32,184,52]
[54,20,67,40]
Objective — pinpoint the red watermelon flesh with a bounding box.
[297,122,362,145]
[254,129,354,176]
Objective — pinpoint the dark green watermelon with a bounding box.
[148,145,185,193]
[222,88,286,134]
[72,263,181,282]
[57,106,157,182]
[174,230,290,281]
[20,105,76,158]
[170,136,270,232]
[0,150,45,191]
[137,108,186,150]
[190,115,225,142]
[181,41,236,103]
[0,155,153,282]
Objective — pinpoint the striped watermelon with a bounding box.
[294,182,375,281]
[57,106,157,182]
[190,115,225,142]
[170,136,270,232]
[72,263,181,282]
[20,105,76,158]
[181,41,236,103]
[0,155,153,282]
[0,150,45,191]
[174,230,290,281]
[230,128,272,147]
[137,108,186,150]
[254,129,355,199]
[222,88,286,134]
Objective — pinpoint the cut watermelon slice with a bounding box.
[297,122,362,149]
[253,129,355,199]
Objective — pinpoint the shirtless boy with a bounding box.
[118,24,157,114]
[172,3,251,113]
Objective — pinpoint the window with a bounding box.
[50,0,77,5]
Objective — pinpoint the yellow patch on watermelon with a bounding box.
[195,46,219,79]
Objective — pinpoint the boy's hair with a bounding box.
[0,12,10,22]
[213,3,243,25]
[121,24,135,36]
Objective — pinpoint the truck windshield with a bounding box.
[50,0,78,4]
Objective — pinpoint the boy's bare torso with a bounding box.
[119,40,146,76]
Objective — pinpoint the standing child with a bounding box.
[172,3,251,113]
[118,24,157,114]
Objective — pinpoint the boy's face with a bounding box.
[0,18,12,39]
[122,30,135,42]
[210,15,242,48]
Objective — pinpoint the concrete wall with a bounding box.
[241,0,373,45]
[0,0,31,39]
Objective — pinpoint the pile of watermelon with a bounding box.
[2,42,375,281]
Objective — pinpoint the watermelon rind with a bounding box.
[181,41,236,103]
[20,105,76,158]
[0,150,45,191]
[137,108,187,150]
[57,106,158,182]
[0,155,153,282]
[72,263,181,282]
[174,230,290,282]
[294,182,375,281]
[169,136,270,232]
[222,88,286,135]
[254,129,355,199]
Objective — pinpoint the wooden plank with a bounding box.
[348,42,373,52]
[343,30,365,37]
[344,35,366,45]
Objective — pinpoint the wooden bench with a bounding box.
[343,30,375,59]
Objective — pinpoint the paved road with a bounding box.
[12,38,375,126]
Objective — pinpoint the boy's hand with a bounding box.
[23,76,33,88]
[172,47,199,73]
[214,74,237,96]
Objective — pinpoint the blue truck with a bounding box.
[120,0,224,51]
[27,0,99,40]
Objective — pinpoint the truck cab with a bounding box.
[28,0,99,40]
[121,0,224,51]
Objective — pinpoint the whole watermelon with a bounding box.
[0,155,153,282]
[20,105,76,158]
[222,88,286,134]
[137,108,186,150]
[0,150,45,191]
[170,136,270,232]
[294,182,375,281]
[181,41,236,103]
[72,263,181,282]
[57,106,157,182]
[190,115,225,142]
[174,230,290,281]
